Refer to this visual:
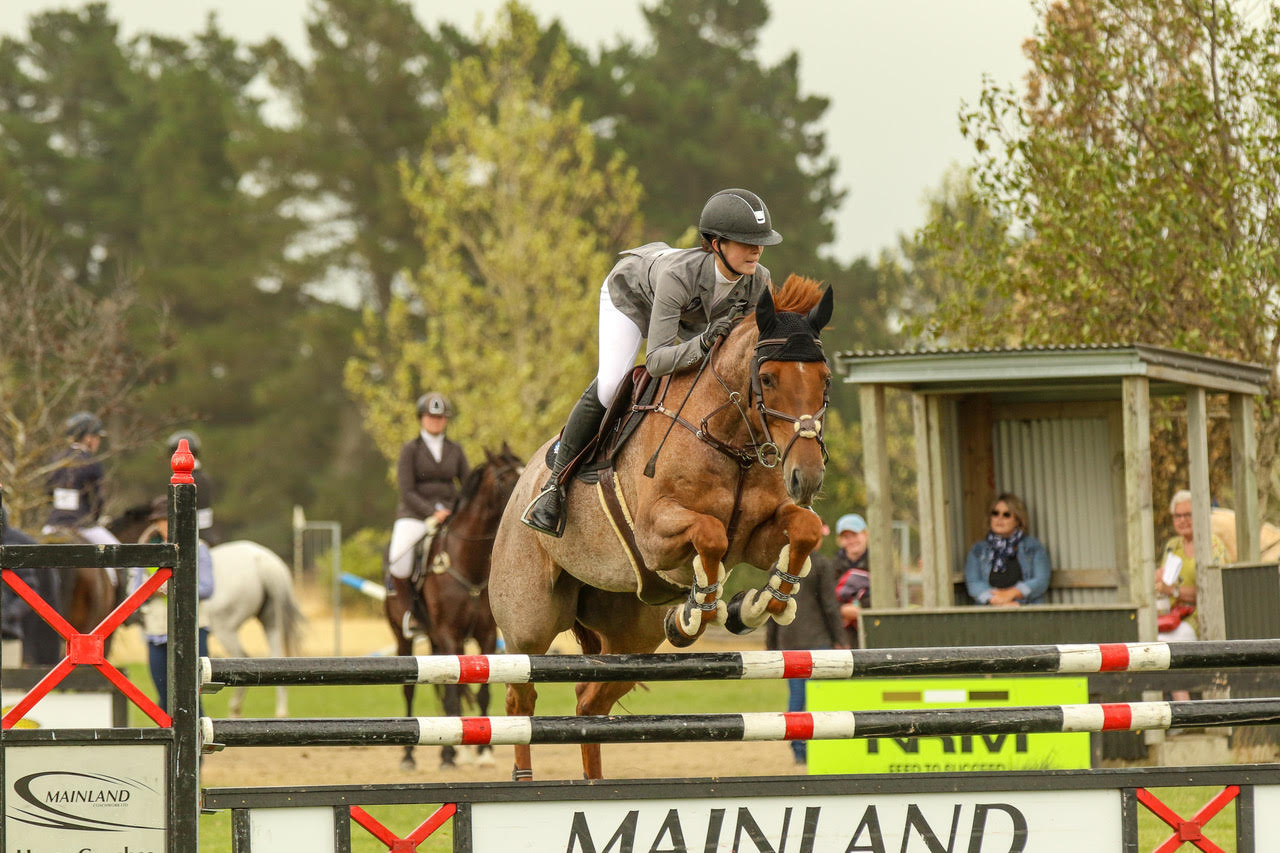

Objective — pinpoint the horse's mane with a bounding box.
[770,274,824,314]
[455,462,489,512]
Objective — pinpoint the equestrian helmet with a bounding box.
[698,188,783,246]
[65,411,105,441]
[167,429,201,457]
[416,392,453,418]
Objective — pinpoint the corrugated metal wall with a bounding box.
[993,417,1117,584]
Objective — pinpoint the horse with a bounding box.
[490,275,833,780]
[205,541,306,718]
[385,445,524,771]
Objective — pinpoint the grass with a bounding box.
[1136,786,1239,852]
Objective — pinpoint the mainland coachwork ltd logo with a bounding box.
[7,770,163,832]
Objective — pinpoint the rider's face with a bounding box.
[420,413,449,436]
[713,239,763,278]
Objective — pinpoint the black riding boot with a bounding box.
[522,383,608,537]
[391,576,424,636]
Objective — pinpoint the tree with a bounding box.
[0,206,169,528]
[577,0,842,284]
[914,0,1280,512]
[253,0,459,312]
[346,2,643,464]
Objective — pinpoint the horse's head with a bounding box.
[745,276,834,506]
[483,443,525,504]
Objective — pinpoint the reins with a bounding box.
[634,318,829,548]
[429,456,522,596]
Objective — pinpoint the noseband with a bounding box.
[702,334,830,471]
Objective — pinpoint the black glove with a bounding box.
[699,316,734,351]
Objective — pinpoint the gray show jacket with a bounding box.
[606,242,772,377]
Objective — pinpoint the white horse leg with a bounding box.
[262,614,290,718]
[214,628,249,719]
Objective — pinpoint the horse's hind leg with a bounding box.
[214,628,250,718]
[575,588,668,779]
[393,632,417,771]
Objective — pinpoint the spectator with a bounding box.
[766,532,848,765]
[167,430,219,545]
[1156,489,1228,644]
[832,513,871,640]
[129,497,215,713]
[964,492,1052,606]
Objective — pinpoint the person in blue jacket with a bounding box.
[964,492,1052,606]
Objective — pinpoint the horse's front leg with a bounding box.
[725,505,823,635]
[655,506,730,648]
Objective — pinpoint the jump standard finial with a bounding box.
[170,438,196,485]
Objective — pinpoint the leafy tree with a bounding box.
[576,0,842,285]
[253,0,460,312]
[0,206,170,528]
[914,0,1280,512]
[346,2,642,465]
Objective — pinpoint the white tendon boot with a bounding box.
[675,555,727,636]
[735,544,813,630]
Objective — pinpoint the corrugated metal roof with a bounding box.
[834,343,1272,395]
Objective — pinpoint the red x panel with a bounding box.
[1,566,172,729]
[350,804,457,852]
[1136,785,1239,853]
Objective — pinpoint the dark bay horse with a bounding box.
[490,275,833,780]
[386,445,523,770]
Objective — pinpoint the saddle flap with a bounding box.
[552,367,662,485]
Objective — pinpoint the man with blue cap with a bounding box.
[833,513,871,637]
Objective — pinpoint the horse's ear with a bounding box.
[755,287,778,335]
[806,286,834,334]
[484,447,496,464]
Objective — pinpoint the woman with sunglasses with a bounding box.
[964,492,1052,606]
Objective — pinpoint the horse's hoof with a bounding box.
[723,590,760,636]
[663,608,698,648]
[399,757,416,772]
[477,748,496,768]
[454,746,476,767]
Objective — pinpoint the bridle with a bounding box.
[428,455,523,596]
[699,330,829,471]
[638,321,829,549]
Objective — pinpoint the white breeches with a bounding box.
[597,279,645,407]
[389,517,429,579]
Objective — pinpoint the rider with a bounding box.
[167,429,219,544]
[522,188,781,537]
[389,392,470,632]
[44,411,121,549]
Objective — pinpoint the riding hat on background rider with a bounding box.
[522,187,781,537]
[44,411,122,550]
[167,429,219,544]
[389,392,470,634]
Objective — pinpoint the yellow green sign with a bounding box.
[806,676,1091,775]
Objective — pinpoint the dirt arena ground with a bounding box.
[108,585,808,788]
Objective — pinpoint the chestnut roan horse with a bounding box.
[386,445,523,771]
[490,275,833,780]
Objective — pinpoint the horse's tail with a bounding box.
[571,620,602,655]
[262,548,307,657]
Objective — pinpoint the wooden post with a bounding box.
[927,397,953,604]
[1230,393,1260,562]
[1187,387,1223,641]
[912,393,937,607]
[1122,377,1157,641]
[861,383,896,608]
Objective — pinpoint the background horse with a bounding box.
[206,540,306,718]
[490,276,832,780]
[386,445,523,771]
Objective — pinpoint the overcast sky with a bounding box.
[0,0,1039,263]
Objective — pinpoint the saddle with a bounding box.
[543,366,666,485]
[544,366,686,606]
